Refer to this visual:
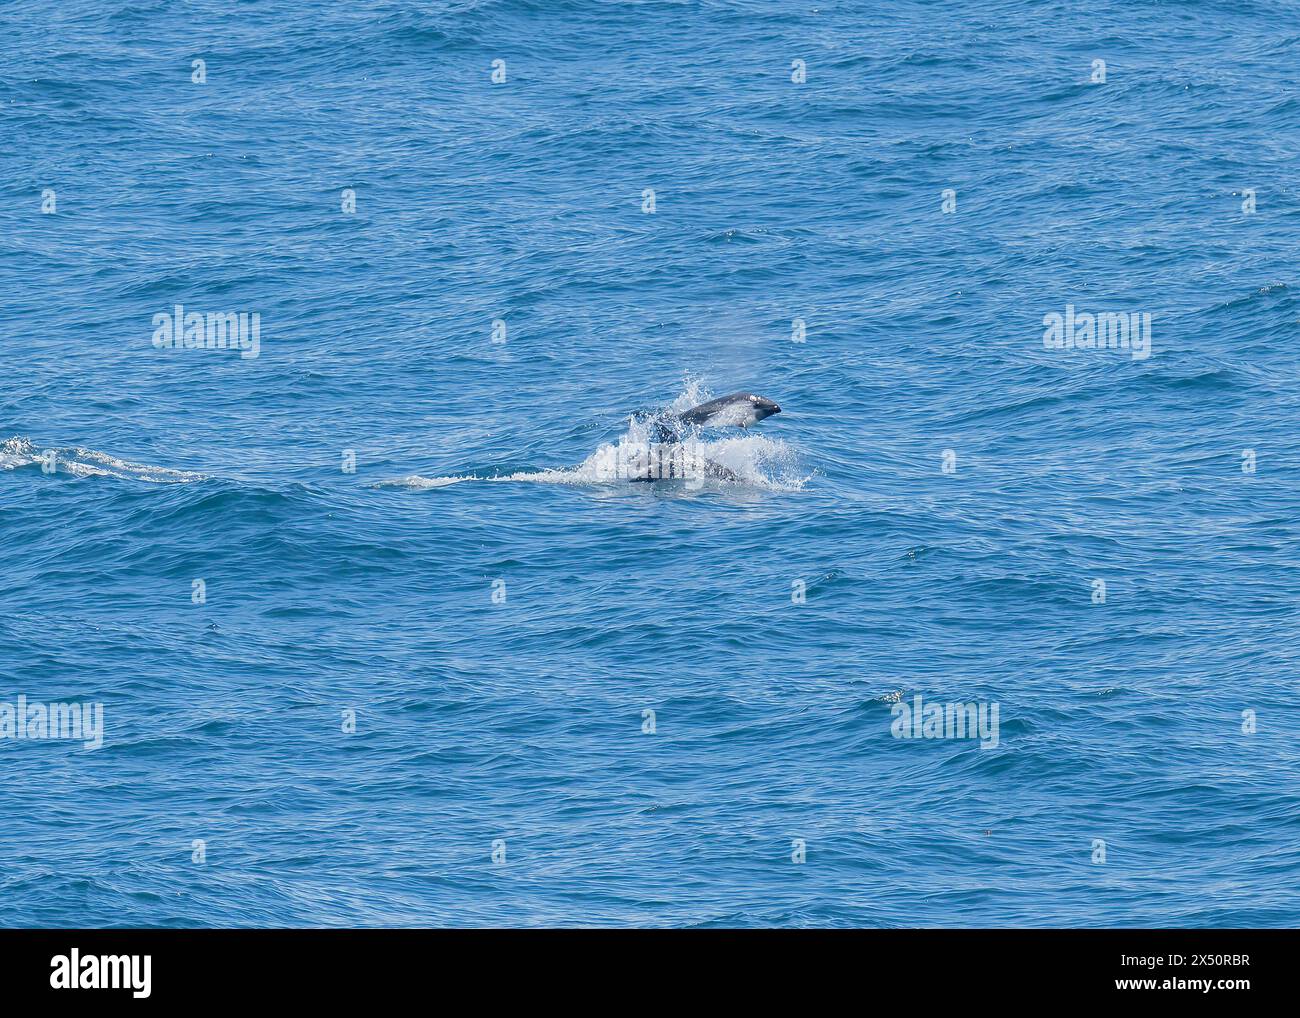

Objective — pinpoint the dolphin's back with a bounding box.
[679,392,754,426]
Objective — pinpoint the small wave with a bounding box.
[1207,281,1293,317]
[0,436,206,484]
[373,474,480,490]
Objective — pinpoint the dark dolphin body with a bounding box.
[679,392,781,429]
[650,392,781,443]
[634,392,782,482]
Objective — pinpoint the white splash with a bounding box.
[0,437,207,484]
[380,382,809,492]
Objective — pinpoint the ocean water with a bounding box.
[2,0,1298,928]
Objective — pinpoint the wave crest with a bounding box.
[0,437,207,484]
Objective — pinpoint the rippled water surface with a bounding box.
[2,0,1299,927]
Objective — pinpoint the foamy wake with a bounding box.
[0,437,207,484]
[378,382,810,492]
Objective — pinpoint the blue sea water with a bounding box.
[2,0,1299,928]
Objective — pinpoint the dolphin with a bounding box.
[633,392,782,482]
[678,392,782,430]
[649,392,781,443]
